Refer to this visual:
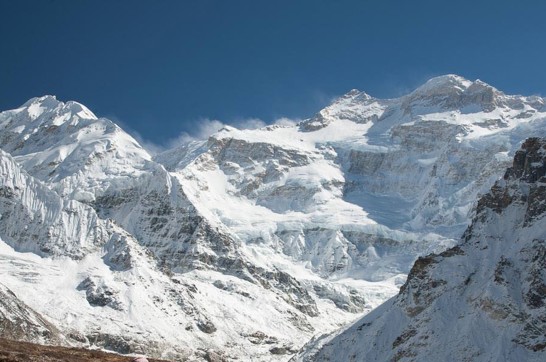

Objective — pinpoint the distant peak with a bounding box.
[36,94,57,101]
[20,95,97,120]
[412,74,473,95]
[22,95,60,108]
[430,73,469,83]
[218,125,238,133]
[345,89,362,97]
[337,88,373,103]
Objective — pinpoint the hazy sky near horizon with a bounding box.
[2,0,546,145]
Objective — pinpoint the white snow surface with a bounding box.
[0,75,545,360]
[293,137,546,361]
[0,95,152,201]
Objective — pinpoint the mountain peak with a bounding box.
[401,75,512,112]
[2,80,546,361]
[411,74,473,96]
[21,95,60,109]
[16,95,97,122]
[340,89,373,103]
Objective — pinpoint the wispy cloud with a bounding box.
[273,117,299,127]
[165,118,264,148]
[107,114,301,155]
[103,114,166,155]
[164,116,300,150]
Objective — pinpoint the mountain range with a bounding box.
[0,74,545,361]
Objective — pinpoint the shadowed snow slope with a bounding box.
[0,75,545,360]
[293,137,546,362]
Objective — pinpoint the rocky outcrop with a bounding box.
[77,277,124,310]
[94,165,239,273]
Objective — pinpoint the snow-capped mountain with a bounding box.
[293,137,546,362]
[0,95,152,201]
[0,75,545,360]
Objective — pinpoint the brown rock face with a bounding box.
[474,137,546,223]
[0,284,61,344]
[504,137,546,182]
[502,138,546,225]
[0,338,167,362]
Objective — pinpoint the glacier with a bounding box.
[293,137,546,361]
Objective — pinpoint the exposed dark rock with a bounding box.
[270,345,297,355]
[85,332,164,356]
[438,245,465,257]
[392,329,417,348]
[67,330,88,343]
[298,114,331,132]
[197,320,217,334]
[245,331,278,345]
[504,138,546,182]
[313,284,367,313]
[77,277,123,310]
[203,349,228,362]
[0,338,168,362]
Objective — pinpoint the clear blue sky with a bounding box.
[1,0,546,145]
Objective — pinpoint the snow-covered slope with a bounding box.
[0,282,62,344]
[293,137,546,362]
[0,149,111,257]
[157,74,546,281]
[0,96,397,360]
[0,75,545,360]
